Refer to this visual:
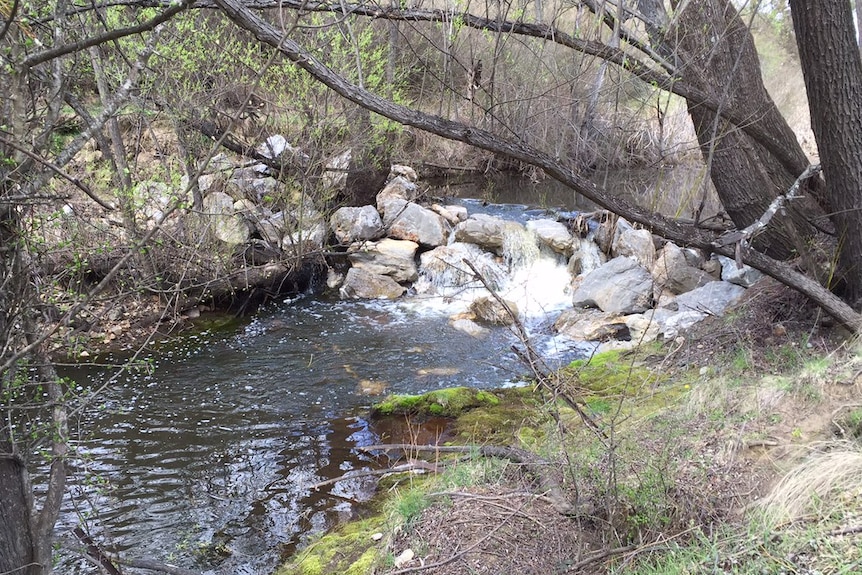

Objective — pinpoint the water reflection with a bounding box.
[59,296,544,574]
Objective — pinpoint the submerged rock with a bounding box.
[417,243,507,293]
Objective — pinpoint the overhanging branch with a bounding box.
[214,0,862,331]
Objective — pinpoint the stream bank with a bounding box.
[279,290,862,575]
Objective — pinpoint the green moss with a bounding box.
[276,516,386,575]
[371,386,503,418]
[562,348,665,396]
[454,387,546,444]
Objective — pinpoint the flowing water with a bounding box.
[57,190,604,574]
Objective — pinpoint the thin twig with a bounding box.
[310,460,440,490]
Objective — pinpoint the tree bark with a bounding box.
[665,0,828,260]
[790,0,862,307]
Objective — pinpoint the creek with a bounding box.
[56,171,698,574]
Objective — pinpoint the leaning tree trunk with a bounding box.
[665,0,829,261]
[790,0,862,307]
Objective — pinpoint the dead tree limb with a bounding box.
[714,164,823,265]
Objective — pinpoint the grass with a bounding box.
[617,444,862,574]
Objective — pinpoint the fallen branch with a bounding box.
[714,164,822,262]
[309,459,440,490]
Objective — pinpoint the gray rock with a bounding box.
[376,177,419,214]
[322,149,351,192]
[572,256,653,314]
[330,205,385,244]
[383,199,449,247]
[663,280,746,315]
[554,308,630,341]
[453,214,508,251]
[389,164,418,182]
[339,267,406,299]
[613,226,656,269]
[203,191,249,245]
[348,238,419,282]
[717,255,764,287]
[652,242,714,295]
[526,219,573,255]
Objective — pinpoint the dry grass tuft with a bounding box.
[758,442,862,525]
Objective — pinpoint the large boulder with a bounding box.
[526,219,573,256]
[453,214,508,251]
[348,238,419,282]
[613,226,656,269]
[203,191,249,245]
[383,199,449,247]
[652,242,714,296]
[330,205,385,244]
[572,256,653,314]
[339,267,406,299]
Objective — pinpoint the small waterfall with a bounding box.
[414,242,507,296]
[573,236,604,276]
[501,222,541,271]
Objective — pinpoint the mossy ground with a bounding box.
[275,516,388,575]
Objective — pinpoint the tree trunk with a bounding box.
[0,451,37,575]
[667,0,828,260]
[0,214,39,575]
[790,0,862,307]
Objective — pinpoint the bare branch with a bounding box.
[714,164,822,252]
[22,0,189,68]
